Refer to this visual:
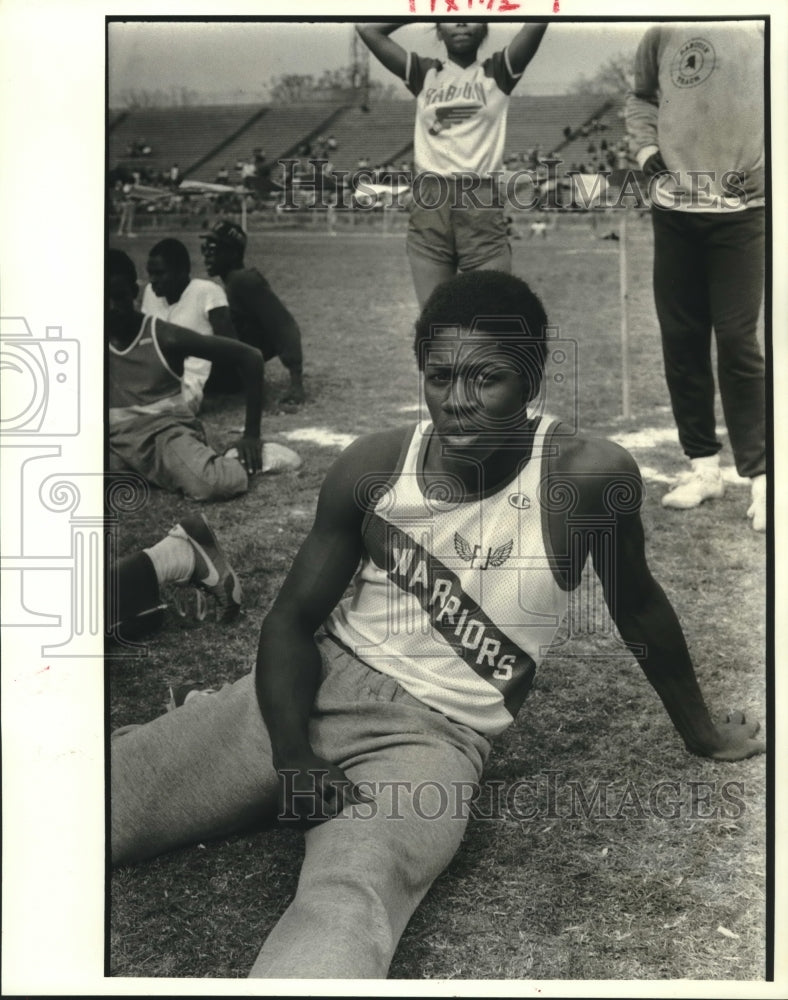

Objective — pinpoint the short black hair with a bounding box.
[108,248,137,285]
[413,271,549,378]
[149,237,190,273]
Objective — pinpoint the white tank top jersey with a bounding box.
[405,49,522,177]
[326,417,576,736]
[108,315,190,427]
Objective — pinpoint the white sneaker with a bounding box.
[746,474,766,532]
[662,457,724,509]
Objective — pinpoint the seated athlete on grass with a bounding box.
[142,237,237,414]
[200,220,306,407]
[108,248,263,501]
[111,270,764,980]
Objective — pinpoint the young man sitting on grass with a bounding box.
[111,270,765,979]
[200,220,306,407]
[108,248,264,501]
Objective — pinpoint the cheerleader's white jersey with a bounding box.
[325,417,577,736]
[405,50,522,177]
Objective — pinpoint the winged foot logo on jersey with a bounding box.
[454,531,513,571]
[365,513,536,715]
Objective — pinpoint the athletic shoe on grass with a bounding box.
[225,441,302,474]
[747,474,766,532]
[169,514,241,623]
[662,457,724,510]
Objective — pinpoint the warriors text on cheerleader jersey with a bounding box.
[326,418,577,735]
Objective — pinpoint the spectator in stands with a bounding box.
[108,249,264,502]
[327,135,338,151]
[169,163,180,187]
[615,142,630,170]
[241,160,257,189]
[215,166,231,184]
[142,237,237,414]
[200,220,306,407]
[356,20,548,306]
[562,125,572,141]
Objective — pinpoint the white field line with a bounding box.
[281,426,357,450]
[280,424,750,486]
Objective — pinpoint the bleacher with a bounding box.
[506,94,626,168]
[194,104,349,182]
[108,94,629,189]
[324,102,417,173]
[108,105,268,178]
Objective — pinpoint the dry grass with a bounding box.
[108,213,767,980]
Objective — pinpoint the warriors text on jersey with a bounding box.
[326,417,575,736]
[405,49,523,177]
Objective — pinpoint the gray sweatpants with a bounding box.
[111,635,490,978]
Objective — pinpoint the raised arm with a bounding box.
[355,23,410,80]
[506,22,548,77]
[158,321,264,473]
[581,446,764,760]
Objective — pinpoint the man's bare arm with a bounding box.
[158,321,264,471]
[575,443,765,760]
[255,430,407,821]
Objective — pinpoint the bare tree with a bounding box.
[116,85,203,108]
[567,52,635,96]
[268,74,318,103]
[267,67,405,104]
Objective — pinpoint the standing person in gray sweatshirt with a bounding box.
[626,21,766,531]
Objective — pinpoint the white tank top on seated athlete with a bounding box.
[325,416,577,736]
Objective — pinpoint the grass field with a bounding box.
[108,214,767,981]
